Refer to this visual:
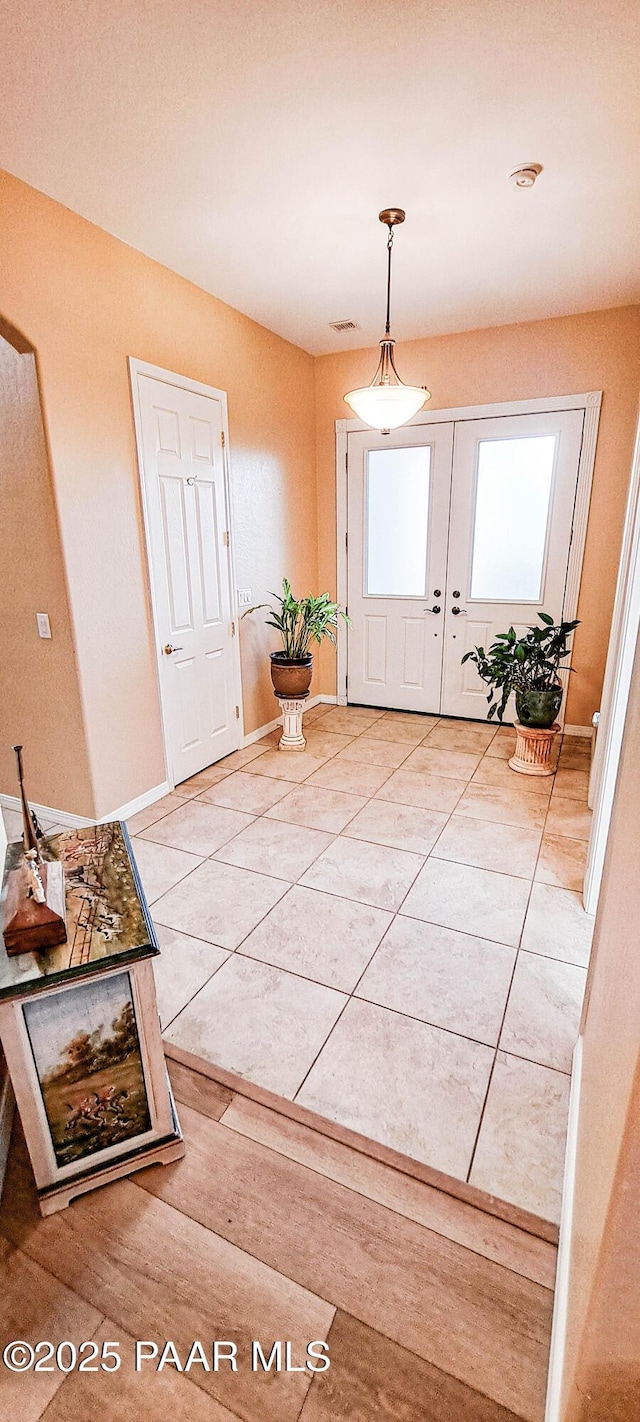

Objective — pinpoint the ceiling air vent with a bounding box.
[329,319,359,333]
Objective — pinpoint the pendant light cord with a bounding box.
[385,224,394,336]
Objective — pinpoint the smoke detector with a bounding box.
[329,319,359,333]
[510,163,543,189]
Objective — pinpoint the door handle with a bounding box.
[163,643,184,654]
[450,607,467,616]
[424,605,441,615]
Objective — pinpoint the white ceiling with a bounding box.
[1,0,639,354]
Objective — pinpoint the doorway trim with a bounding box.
[335,391,602,707]
[583,396,640,914]
[128,357,244,790]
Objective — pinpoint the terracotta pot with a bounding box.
[269,652,313,698]
[515,685,563,729]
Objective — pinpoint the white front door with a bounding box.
[346,423,454,711]
[345,407,585,720]
[441,409,586,718]
[134,370,240,785]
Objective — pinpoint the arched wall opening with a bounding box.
[0,322,93,819]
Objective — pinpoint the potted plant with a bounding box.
[243,578,349,699]
[461,613,580,727]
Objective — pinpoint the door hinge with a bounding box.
[235,705,240,719]
[230,620,236,637]
[221,430,226,448]
[223,530,230,547]
[345,531,348,549]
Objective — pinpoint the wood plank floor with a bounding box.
[0,1058,556,1422]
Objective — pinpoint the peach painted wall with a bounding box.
[0,170,317,818]
[560,636,640,1420]
[0,335,92,813]
[314,307,640,725]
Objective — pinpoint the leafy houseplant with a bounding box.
[243,578,349,698]
[461,613,579,727]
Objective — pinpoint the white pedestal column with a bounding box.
[277,697,308,750]
[509,721,560,776]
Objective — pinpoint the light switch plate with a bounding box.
[237,588,252,607]
[36,612,52,639]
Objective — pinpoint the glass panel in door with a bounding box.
[470,435,556,601]
[366,446,432,596]
[441,411,585,720]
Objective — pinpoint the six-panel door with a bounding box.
[138,375,239,783]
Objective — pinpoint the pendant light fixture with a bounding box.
[344,208,430,433]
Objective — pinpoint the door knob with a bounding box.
[163,643,183,654]
[450,607,467,616]
[424,605,441,615]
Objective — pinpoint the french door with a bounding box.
[132,365,241,785]
[346,408,586,720]
[347,423,454,712]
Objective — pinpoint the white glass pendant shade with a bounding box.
[344,382,429,429]
[344,338,430,431]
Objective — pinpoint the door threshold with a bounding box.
[163,1040,558,1246]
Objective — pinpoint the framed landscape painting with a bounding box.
[23,970,151,1168]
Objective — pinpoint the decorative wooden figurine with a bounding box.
[1,745,67,955]
[0,821,184,1213]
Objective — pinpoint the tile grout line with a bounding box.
[160,815,377,1047]
[462,723,553,1184]
[160,729,547,1068]
[159,948,232,1033]
[465,737,567,1185]
[147,719,583,1219]
[291,726,506,1108]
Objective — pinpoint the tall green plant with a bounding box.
[242,578,349,659]
[461,613,579,721]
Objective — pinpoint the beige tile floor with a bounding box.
[3,705,594,1227]
[127,704,598,1223]
[132,705,597,1224]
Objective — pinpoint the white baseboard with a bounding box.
[0,793,91,831]
[241,693,337,748]
[241,712,284,746]
[1,780,172,833]
[0,1061,15,1205]
[1,698,342,834]
[563,725,594,739]
[100,781,171,824]
[545,1034,583,1422]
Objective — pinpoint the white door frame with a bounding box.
[129,358,244,790]
[583,398,640,914]
[336,391,602,708]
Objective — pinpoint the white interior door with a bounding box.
[441,410,585,719]
[135,371,240,785]
[346,424,454,711]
